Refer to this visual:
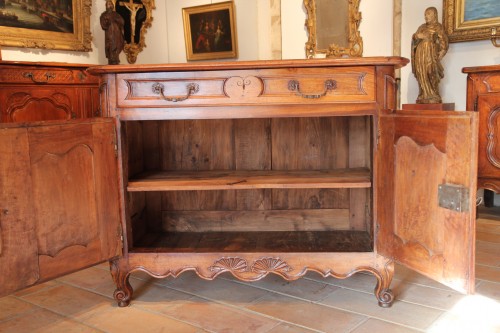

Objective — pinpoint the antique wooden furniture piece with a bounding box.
[0,58,478,308]
[464,65,500,200]
[0,61,100,123]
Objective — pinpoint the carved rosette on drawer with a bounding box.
[115,67,375,110]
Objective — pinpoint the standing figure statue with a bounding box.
[100,0,125,65]
[411,7,449,104]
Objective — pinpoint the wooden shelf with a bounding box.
[127,168,371,191]
[132,231,373,253]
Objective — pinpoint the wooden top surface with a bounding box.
[87,57,410,74]
[462,64,500,74]
[0,60,94,69]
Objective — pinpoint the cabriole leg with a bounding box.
[110,259,133,307]
[373,260,395,308]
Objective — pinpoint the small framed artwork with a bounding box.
[443,0,500,42]
[0,0,92,51]
[182,1,238,61]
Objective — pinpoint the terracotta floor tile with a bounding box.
[0,296,37,322]
[237,274,339,301]
[306,271,377,294]
[266,322,319,332]
[156,296,280,333]
[476,264,500,283]
[163,271,269,305]
[129,281,195,311]
[12,280,60,297]
[393,264,451,290]
[57,267,116,297]
[82,306,200,333]
[319,288,444,330]
[476,250,500,267]
[20,284,114,321]
[0,308,101,333]
[391,281,465,310]
[475,280,500,301]
[246,293,366,333]
[427,295,500,333]
[350,318,420,333]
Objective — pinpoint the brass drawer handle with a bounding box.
[23,72,56,84]
[288,79,337,99]
[152,82,200,102]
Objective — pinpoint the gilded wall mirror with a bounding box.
[304,0,363,58]
[112,0,155,63]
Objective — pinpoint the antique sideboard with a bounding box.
[0,61,100,123]
[0,58,478,308]
[463,65,500,203]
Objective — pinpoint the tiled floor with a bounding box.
[1,217,499,333]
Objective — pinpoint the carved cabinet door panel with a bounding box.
[477,93,500,181]
[376,110,478,294]
[0,87,98,123]
[0,119,122,297]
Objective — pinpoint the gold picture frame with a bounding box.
[304,0,363,58]
[443,0,500,42]
[0,0,92,51]
[182,1,238,61]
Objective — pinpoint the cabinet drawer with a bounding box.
[115,67,376,111]
[0,67,97,85]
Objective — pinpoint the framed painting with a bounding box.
[443,0,500,42]
[0,0,92,51]
[182,1,237,61]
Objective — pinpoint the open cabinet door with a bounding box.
[0,119,123,297]
[376,110,478,294]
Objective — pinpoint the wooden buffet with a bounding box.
[0,58,478,308]
[0,61,100,123]
[463,64,500,199]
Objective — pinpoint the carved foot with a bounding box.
[372,259,395,308]
[376,288,394,308]
[110,260,133,307]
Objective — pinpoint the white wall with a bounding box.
[1,0,498,112]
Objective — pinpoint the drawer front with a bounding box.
[0,67,98,85]
[115,67,376,110]
[471,72,500,94]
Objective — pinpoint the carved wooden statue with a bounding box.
[100,0,125,65]
[411,7,449,104]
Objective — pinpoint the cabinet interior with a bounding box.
[123,116,373,253]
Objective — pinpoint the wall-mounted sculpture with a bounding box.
[113,0,155,64]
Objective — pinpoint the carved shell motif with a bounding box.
[252,258,292,274]
[209,257,248,273]
[209,257,292,276]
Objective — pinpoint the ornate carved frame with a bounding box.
[304,0,363,58]
[0,0,92,51]
[114,0,155,64]
[443,0,500,42]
